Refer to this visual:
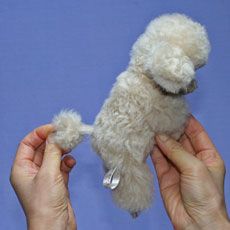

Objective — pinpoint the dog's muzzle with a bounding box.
[157,79,198,96]
[179,79,197,95]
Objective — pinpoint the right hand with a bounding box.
[10,124,77,230]
[151,115,230,230]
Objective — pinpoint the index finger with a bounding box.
[15,124,54,162]
[185,116,226,194]
[185,115,217,154]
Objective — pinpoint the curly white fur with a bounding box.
[50,13,210,217]
[51,110,93,150]
[130,13,210,93]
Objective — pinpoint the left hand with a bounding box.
[10,124,77,230]
[151,116,229,230]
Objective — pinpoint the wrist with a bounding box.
[28,219,67,230]
[27,213,68,230]
[200,221,230,230]
[197,214,230,230]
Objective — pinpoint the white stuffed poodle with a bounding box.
[50,13,210,217]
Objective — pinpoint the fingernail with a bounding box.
[157,134,169,142]
[46,134,55,145]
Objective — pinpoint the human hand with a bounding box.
[151,115,230,230]
[10,125,77,230]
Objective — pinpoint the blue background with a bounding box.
[0,0,229,229]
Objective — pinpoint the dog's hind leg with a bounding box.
[103,153,153,217]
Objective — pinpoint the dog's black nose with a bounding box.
[179,79,197,95]
[186,79,197,93]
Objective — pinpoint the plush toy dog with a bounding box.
[50,13,210,217]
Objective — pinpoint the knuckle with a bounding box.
[171,145,180,152]
[171,143,183,154]
[165,137,176,146]
[192,161,205,175]
[218,159,226,174]
[157,135,183,151]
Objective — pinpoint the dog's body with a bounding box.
[91,69,188,215]
[51,13,210,216]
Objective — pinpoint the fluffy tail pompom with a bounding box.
[50,110,93,151]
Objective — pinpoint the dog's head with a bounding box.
[130,13,211,95]
[144,43,198,95]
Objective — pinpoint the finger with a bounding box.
[15,124,54,162]
[61,155,76,185]
[152,146,182,220]
[151,146,170,180]
[61,155,76,174]
[33,143,70,168]
[185,115,221,159]
[156,134,201,174]
[185,115,225,191]
[33,142,46,167]
[151,146,179,188]
[179,133,195,155]
[40,138,63,174]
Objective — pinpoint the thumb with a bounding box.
[41,137,62,174]
[156,134,201,173]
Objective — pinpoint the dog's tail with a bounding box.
[49,110,93,151]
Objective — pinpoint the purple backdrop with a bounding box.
[0,0,229,229]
